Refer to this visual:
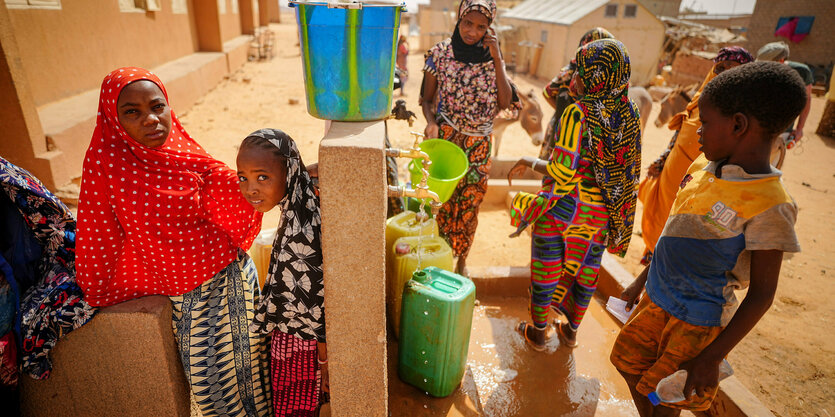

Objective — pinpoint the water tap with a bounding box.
[384,131,431,164]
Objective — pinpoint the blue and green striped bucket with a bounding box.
[290,1,405,121]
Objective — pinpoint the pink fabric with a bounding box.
[271,330,321,416]
[76,67,262,307]
[0,332,18,387]
[775,18,809,43]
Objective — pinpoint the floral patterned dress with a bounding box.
[0,156,96,382]
[423,39,520,258]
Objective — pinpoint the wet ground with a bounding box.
[388,296,650,417]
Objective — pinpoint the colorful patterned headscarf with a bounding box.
[576,39,641,256]
[549,28,615,95]
[247,129,325,343]
[457,0,496,22]
[714,46,754,64]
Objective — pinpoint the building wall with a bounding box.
[571,1,665,85]
[638,0,681,17]
[500,19,566,79]
[504,1,664,85]
[417,5,456,52]
[219,0,243,43]
[6,0,196,107]
[745,0,835,68]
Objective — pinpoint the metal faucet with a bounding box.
[385,131,443,219]
[384,131,430,163]
[387,183,442,217]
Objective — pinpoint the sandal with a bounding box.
[554,319,579,348]
[517,321,546,352]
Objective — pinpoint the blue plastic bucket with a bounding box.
[290,1,404,121]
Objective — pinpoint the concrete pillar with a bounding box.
[192,0,223,52]
[257,0,271,26]
[20,296,191,417]
[319,121,389,416]
[266,0,281,23]
[0,3,57,189]
[239,0,258,35]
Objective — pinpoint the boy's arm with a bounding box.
[680,249,782,399]
[621,264,650,311]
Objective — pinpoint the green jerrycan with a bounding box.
[388,236,454,339]
[398,266,475,397]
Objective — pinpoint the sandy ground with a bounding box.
[176,18,833,417]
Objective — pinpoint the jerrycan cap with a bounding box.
[395,243,411,254]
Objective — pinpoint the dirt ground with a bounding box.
[177,18,833,417]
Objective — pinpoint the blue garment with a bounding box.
[646,157,799,327]
[0,156,96,380]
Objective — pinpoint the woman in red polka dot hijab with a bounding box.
[75,67,270,416]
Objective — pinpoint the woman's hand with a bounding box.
[424,121,440,139]
[483,27,501,61]
[507,157,536,186]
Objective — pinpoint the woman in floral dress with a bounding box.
[419,0,518,275]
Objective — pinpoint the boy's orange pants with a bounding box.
[610,296,724,411]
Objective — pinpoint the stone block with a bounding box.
[20,296,190,417]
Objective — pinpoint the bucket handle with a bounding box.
[327,2,362,9]
[289,1,406,10]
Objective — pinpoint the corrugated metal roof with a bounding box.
[501,0,610,25]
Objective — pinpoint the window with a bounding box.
[604,4,617,18]
[218,0,226,14]
[171,0,187,14]
[624,4,637,18]
[5,0,61,9]
[118,0,160,12]
[541,30,548,43]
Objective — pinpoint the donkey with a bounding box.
[493,89,544,156]
[628,86,652,132]
[654,86,695,128]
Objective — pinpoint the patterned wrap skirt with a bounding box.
[170,251,272,417]
[435,122,492,259]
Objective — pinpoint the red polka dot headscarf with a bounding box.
[75,67,262,307]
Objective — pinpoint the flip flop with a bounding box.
[554,319,579,348]
[517,321,546,352]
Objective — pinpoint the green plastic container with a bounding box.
[398,266,476,397]
[388,236,454,339]
[407,139,469,203]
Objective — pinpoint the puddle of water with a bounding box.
[388,296,640,416]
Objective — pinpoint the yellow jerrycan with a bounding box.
[248,227,276,291]
[388,235,453,338]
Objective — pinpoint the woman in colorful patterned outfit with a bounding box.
[638,47,754,265]
[76,68,270,416]
[540,27,614,160]
[420,0,518,275]
[0,157,97,410]
[507,39,641,349]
